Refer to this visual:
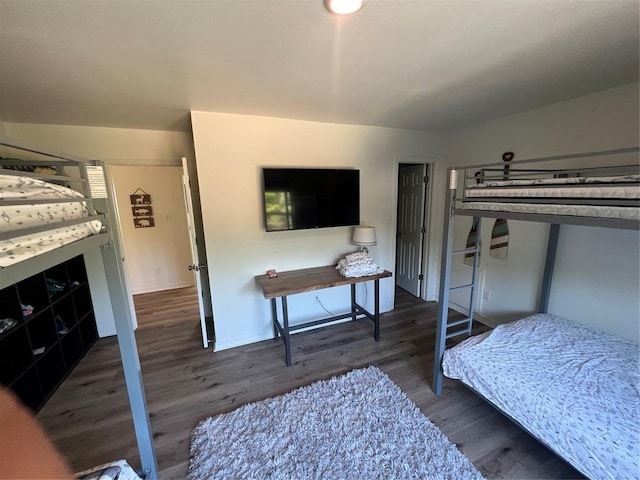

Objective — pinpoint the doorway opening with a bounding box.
[395,163,430,298]
[109,163,214,346]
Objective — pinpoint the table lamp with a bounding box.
[352,226,376,253]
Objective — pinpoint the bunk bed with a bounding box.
[432,147,640,480]
[0,138,159,479]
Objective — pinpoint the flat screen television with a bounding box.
[262,168,360,232]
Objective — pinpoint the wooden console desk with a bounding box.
[255,265,392,366]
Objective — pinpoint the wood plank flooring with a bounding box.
[132,286,200,329]
[37,287,584,479]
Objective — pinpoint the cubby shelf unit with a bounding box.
[0,255,98,412]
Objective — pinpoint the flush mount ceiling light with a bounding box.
[324,0,364,15]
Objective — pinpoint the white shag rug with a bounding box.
[188,366,482,480]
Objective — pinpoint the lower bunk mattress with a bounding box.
[443,313,639,480]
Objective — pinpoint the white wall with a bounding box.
[191,112,444,350]
[446,82,640,342]
[0,122,195,336]
[0,122,194,165]
[110,165,194,294]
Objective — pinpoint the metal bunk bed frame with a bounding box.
[0,138,158,479]
[432,146,640,395]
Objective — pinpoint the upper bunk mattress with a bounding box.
[464,174,640,200]
[0,174,102,268]
[460,201,639,220]
[442,314,640,480]
[1,174,94,232]
[0,173,88,201]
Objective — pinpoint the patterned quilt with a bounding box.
[443,314,640,480]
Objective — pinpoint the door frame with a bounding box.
[391,156,437,301]
[105,161,213,342]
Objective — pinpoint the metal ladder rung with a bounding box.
[446,328,471,339]
[452,247,478,255]
[450,283,475,291]
[446,317,472,329]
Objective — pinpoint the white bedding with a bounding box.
[0,174,102,268]
[466,184,639,200]
[465,174,640,200]
[460,201,639,220]
[443,314,640,480]
[0,174,87,200]
[470,174,640,188]
[1,201,93,232]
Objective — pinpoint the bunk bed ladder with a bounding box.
[446,245,481,340]
[433,168,481,395]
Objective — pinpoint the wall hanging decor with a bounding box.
[131,205,153,217]
[130,188,155,228]
[129,190,151,206]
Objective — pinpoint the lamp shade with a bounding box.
[352,226,377,246]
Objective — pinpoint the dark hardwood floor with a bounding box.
[132,286,201,329]
[37,287,583,479]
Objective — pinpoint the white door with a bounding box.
[396,164,427,296]
[182,157,212,348]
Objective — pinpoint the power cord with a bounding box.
[315,284,367,317]
[314,296,335,316]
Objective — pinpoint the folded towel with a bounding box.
[336,252,383,277]
[338,264,384,278]
[336,258,373,270]
[345,252,371,265]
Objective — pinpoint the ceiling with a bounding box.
[1,0,638,133]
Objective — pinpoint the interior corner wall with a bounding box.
[0,121,196,336]
[445,82,640,342]
[110,165,194,295]
[190,111,444,351]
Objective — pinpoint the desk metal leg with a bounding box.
[282,296,292,366]
[350,284,357,321]
[374,279,380,341]
[271,298,279,341]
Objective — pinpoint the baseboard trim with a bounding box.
[214,332,272,352]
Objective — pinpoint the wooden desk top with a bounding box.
[255,265,392,299]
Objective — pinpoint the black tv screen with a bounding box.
[262,168,360,232]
